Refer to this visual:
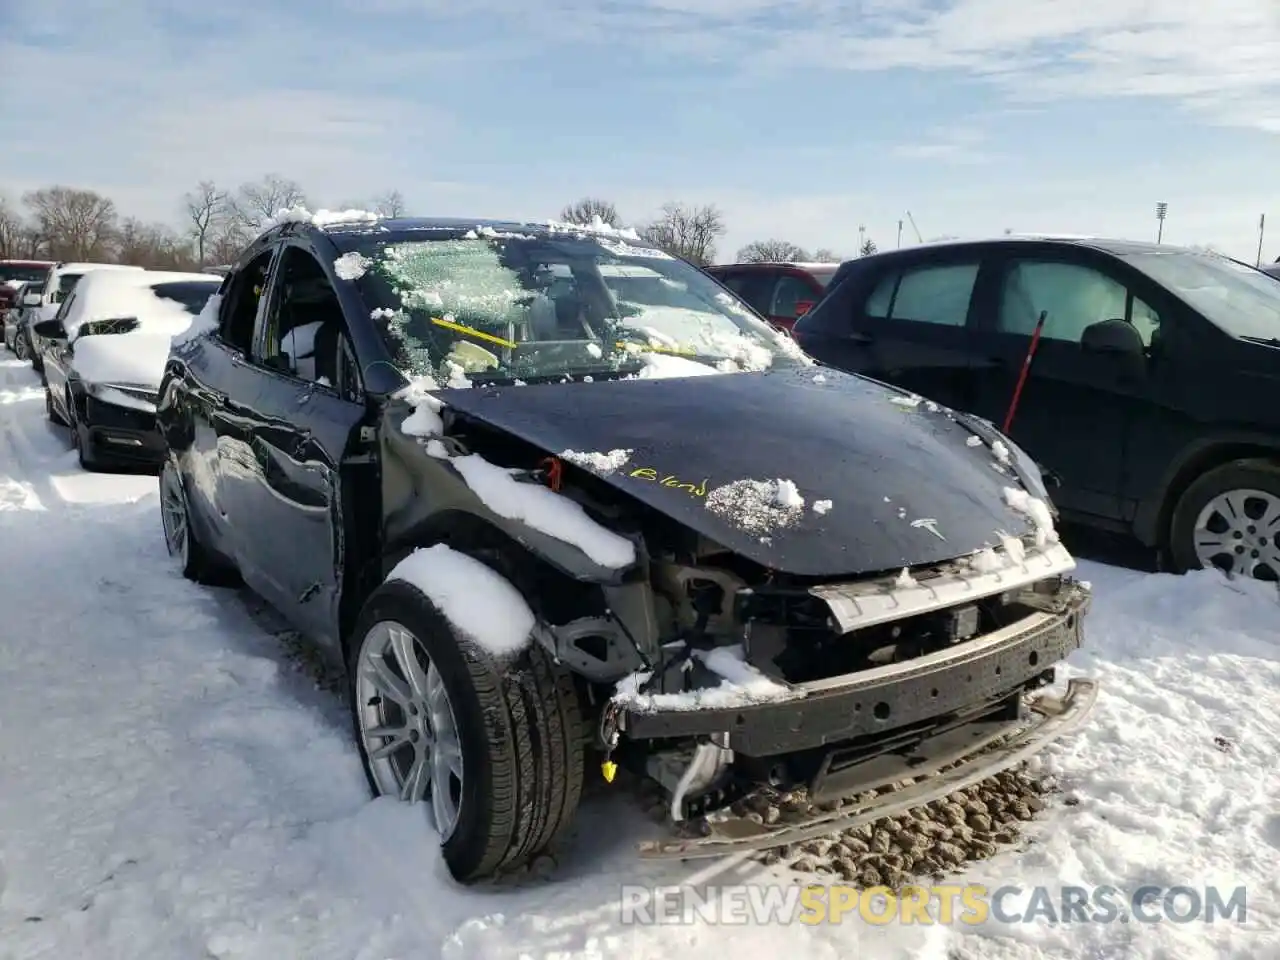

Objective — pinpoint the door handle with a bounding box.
[846,332,873,345]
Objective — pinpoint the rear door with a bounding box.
[794,249,989,411]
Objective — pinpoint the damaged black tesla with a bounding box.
[156,213,1097,882]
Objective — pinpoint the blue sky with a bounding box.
[2,0,1278,263]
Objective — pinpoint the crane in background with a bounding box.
[906,211,924,244]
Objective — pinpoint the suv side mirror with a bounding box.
[1081,318,1146,376]
[32,319,66,340]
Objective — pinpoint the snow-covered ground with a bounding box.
[0,353,1276,959]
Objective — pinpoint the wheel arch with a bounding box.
[1134,434,1280,547]
[340,510,610,661]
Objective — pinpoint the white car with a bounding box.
[20,262,146,371]
[34,269,220,470]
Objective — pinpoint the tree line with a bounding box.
[558,197,876,265]
[0,177,876,270]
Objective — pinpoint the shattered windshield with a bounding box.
[345,229,807,383]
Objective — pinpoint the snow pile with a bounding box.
[333,251,372,280]
[387,544,534,656]
[59,270,214,343]
[544,215,641,241]
[705,478,807,535]
[449,454,636,569]
[1004,486,1059,547]
[262,207,381,231]
[74,336,175,392]
[890,392,924,409]
[560,448,632,475]
[990,438,1012,466]
[637,353,724,379]
[813,498,833,515]
[613,643,801,713]
[398,375,447,437]
[463,225,536,240]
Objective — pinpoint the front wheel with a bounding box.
[349,577,586,883]
[1168,458,1280,581]
[14,334,27,361]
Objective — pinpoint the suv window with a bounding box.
[999,260,1151,345]
[865,262,979,326]
[219,250,274,355]
[771,274,816,320]
[257,247,348,391]
[719,271,775,316]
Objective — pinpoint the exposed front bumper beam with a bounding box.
[618,580,1090,756]
[636,677,1099,860]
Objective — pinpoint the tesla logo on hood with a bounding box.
[910,517,946,541]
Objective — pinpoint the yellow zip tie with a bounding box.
[614,341,697,357]
[432,316,517,349]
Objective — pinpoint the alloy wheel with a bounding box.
[355,620,465,839]
[159,460,190,568]
[1193,487,1280,581]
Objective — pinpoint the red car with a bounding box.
[705,261,841,332]
[0,260,55,314]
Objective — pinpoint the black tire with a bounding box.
[69,404,100,471]
[1168,458,1280,579]
[348,577,586,883]
[44,387,66,426]
[159,456,228,583]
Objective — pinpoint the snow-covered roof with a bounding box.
[54,262,146,274]
[61,269,216,338]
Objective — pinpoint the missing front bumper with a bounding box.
[636,677,1099,860]
[618,580,1090,756]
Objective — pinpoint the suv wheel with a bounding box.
[14,334,27,361]
[1168,458,1280,581]
[159,457,224,583]
[349,577,585,883]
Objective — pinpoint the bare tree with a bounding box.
[183,180,227,266]
[228,174,308,230]
[116,219,196,269]
[860,237,878,256]
[373,189,407,218]
[638,202,725,266]
[811,248,842,263]
[736,239,809,263]
[22,186,119,261]
[560,197,621,227]
[0,195,27,259]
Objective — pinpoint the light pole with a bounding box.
[1155,202,1168,244]
[858,224,866,255]
[897,220,903,248]
[1257,213,1266,267]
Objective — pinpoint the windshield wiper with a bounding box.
[1239,335,1280,347]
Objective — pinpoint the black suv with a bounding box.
[793,236,1280,580]
[157,215,1094,882]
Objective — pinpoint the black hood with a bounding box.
[435,366,1049,578]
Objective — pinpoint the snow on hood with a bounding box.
[73,333,175,390]
[429,367,1063,577]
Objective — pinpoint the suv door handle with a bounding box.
[846,332,873,344]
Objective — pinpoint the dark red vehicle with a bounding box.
[705,261,840,332]
[0,260,55,314]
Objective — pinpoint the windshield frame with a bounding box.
[343,229,808,386]
[1121,250,1280,341]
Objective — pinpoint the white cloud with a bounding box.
[1,0,1278,264]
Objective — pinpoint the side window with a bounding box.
[255,246,350,391]
[771,275,817,320]
[722,272,776,316]
[865,262,979,326]
[54,291,76,324]
[219,250,274,354]
[998,261,1128,343]
[1129,295,1161,348]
